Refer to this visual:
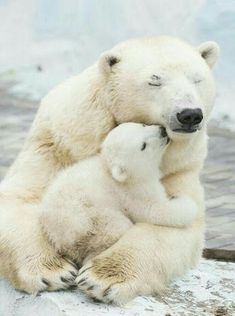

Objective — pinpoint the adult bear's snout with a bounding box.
[177,108,203,127]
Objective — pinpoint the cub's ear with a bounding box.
[197,41,220,68]
[99,51,121,75]
[111,165,127,183]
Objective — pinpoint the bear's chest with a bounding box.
[160,144,189,176]
[160,134,206,177]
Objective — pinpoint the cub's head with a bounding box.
[99,36,219,140]
[101,123,169,183]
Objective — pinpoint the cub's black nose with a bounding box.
[160,126,168,138]
[177,108,203,126]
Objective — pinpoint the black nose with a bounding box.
[177,108,203,126]
[160,126,167,138]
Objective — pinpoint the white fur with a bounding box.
[40,123,197,265]
[0,36,219,301]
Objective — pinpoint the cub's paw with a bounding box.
[16,256,79,293]
[76,252,137,305]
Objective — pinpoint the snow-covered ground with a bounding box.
[0,0,234,128]
[0,0,235,129]
[1,259,234,316]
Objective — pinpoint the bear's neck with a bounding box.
[161,128,208,177]
[122,167,162,188]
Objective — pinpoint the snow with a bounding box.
[0,0,234,129]
[0,259,234,316]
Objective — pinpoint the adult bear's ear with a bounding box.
[197,41,220,68]
[111,165,128,183]
[99,51,121,75]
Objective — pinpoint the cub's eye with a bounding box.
[148,75,162,87]
[194,78,202,84]
[141,142,147,151]
[149,82,162,87]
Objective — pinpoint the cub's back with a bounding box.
[43,155,118,210]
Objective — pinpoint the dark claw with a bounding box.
[77,277,87,285]
[78,266,92,276]
[61,255,80,269]
[42,278,50,287]
[76,263,82,270]
[78,281,87,287]
[103,286,111,297]
[70,271,77,278]
[68,284,78,290]
[90,296,102,303]
[67,259,80,270]
[87,285,94,291]
[60,276,74,283]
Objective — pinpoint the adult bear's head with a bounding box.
[99,36,219,140]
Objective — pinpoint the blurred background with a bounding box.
[0,0,234,128]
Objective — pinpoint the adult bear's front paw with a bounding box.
[76,251,138,305]
[15,255,79,294]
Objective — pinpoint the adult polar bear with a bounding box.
[0,37,219,303]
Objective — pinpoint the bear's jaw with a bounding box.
[172,125,200,134]
[165,124,206,142]
[160,128,208,177]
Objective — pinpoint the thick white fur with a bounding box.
[40,123,197,265]
[0,36,219,302]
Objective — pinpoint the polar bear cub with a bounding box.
[40,123,197,263]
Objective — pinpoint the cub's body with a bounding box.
[41,123,196,265]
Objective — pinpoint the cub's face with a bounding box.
[101,123,169,182]
[100,37,219,141]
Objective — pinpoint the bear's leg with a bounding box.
[41,198,133,268]
[0,198,78,293]
[76,222,203,305]
[81,208,134,264]
[76,170,205,304]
